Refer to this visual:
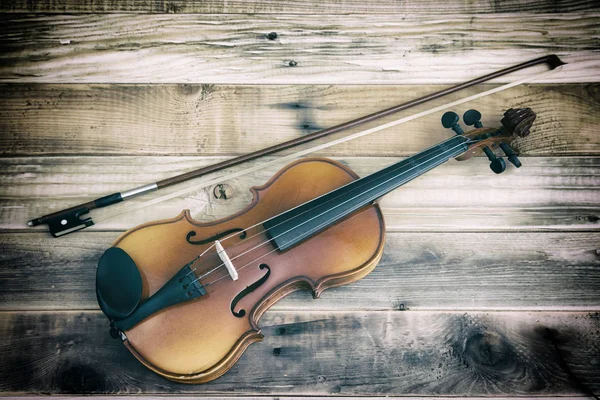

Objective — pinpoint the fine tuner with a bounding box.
[442,108,534,173]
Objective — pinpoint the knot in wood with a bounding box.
[213,184,234,200]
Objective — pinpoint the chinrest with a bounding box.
[96,247,143,320]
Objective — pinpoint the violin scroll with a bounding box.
[501,107,536,137]
[449,107,535,172]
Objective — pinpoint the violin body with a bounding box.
[111,157,385,383]
[98,107,535,383]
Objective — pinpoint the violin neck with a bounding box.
[263,135,470,251]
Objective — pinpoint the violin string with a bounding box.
[94,67,560,228]
[182,134,466,281]
[154,68,564,284]
[196,137,474,285]
[192,138,476,290]
[200,138,475,291]
[182,134,467,281]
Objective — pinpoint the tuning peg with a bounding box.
[441,111,464,135]
[499,143,521,168]
[482,147,507,174]
[461,109,505,173]
[463,109,483,128]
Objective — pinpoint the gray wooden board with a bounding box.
[0,310,598,395]
[1,231,598,311]
[13,397,600,400]
[1,2,599,398]
[0,14,597,83]
[0,0,598,14]
[1,84,598,157]
[2,157,599,232]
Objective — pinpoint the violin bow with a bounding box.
[28,55,566,237]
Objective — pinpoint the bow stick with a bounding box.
[28,55,566,237]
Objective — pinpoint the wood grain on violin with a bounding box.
[109,158,385,381]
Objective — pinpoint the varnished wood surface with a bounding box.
[112,159,385,381]
[1,0,599,397]
[0,14,598,84]
[1,310,598,395]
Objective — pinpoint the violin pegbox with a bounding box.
[443,107,536,173]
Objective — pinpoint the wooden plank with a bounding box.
[2,156,599,232]
[1,231,598,311]
[1,83,598,156]
[0,14,597,83]
[0,310,598,395]
[29,398,596,400]
[0,0,597,14]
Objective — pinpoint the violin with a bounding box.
[96,107,535,383]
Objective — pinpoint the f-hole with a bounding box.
[230,264,271,318]
[186,228,247,245]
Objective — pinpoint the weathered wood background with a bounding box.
[1,0,599,397]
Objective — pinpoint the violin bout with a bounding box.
[101,158,385,383]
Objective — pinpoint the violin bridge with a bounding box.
[215,240,239,281]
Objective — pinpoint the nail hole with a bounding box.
[266,32,277,40]
[288,60,297,67]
